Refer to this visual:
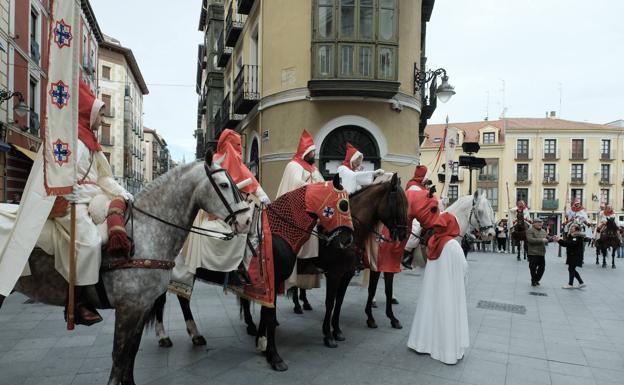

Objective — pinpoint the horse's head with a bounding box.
[606,217,618,232]
[377,173,408,241]
[471,191,496,240]
[306,174,354,249]
[200,149,252,234]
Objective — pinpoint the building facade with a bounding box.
[197,0,436,198]
[421,114,624,232]
[143,127,170,183]
[2,0,101,202]
[97,35,149,194]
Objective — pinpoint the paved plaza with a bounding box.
[1,244,624,385]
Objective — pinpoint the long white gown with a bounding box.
[407,239,469,364]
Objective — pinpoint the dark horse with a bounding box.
[511,210,529,261]
[595,217,620,269]
[152,174,355,371]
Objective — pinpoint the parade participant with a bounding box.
[555,224,586,289]
[406,189,468,365]
[526,217,553,286]
[496,220,508,252]
[337,142,385,195]
[597,204,620,232]
[510,200,532,225]
[276,129,325,290]
[406,165,430,191]
[564,197,590,233]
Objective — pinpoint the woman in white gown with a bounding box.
[406,190,469,364]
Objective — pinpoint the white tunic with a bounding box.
[336,165,376,195]
[407,239,469,364]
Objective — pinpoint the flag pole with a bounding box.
[67,202,76,330]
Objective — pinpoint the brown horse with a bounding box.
[511,210,528,260]
[595,217,620,268]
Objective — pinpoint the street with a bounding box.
[1,244,623,385]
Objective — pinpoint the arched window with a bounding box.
[313,0,398,80]
[319,125,380,178]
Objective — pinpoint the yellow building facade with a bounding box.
[200,0,436,198]
[421,115,624,232]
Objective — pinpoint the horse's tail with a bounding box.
[144,291,167,330]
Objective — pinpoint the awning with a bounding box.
[12,144,37,161]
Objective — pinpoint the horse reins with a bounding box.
[205,165,251,225]
[468,198,494,234]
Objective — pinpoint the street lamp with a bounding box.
[0,89,29,117]
[414,67,456,103]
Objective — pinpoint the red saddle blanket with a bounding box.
[231,211,276,308]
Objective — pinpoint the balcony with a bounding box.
[542,173,559,184]
[237,0,255,14]
[542,199,559,211]
[599,172,614,186]
[308,79,400,99]
[542,148,560,160]
[233,65,260,114]
[477,174,497,182]
[569,148,588,160]
[600,151,613,161]
[217,30,232,67]
[570,173,587,185]
[514,148,532,160]
[225,4,245,47]
[514,170,531,185]
[218,93,243,132]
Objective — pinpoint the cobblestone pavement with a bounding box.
[1,244,624,385]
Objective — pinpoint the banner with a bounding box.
[43,0,80,195]
[441,126,458,206]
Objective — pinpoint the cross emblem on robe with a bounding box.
[53,19,73,49]
[49,81,70,109]
[323,207,334,218]
[52,139,71,166]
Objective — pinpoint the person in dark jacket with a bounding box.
[555,224,586,289]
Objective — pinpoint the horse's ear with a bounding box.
[473,190,479,200]
[428,185,436,198]
[391,172,399,186]
[205,149,214,168]
[333,173,343,190]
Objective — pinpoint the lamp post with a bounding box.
[0,89,29,116]
[414,66,456,144]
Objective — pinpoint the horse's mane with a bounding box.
[349,182,389,199]
[135,161,199,200]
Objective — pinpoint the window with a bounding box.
[544,188,556,201]
[601,164,610,182]
[601,189,610,206]
[571,164,584,181]
[102,94,112,115]
[101,123,112,145]
[601,139,611,159]
[481,187,498,209]
[544,139,556,158]
[516,188,528,204]
[448,185,459,204]
[516,164,529,181]
[571,189,583,205]
[482,132,495,144]
[544,164,556,181]
[30,8,40,64]
[102,65,111,80]
[313,0,398,80]
[516,139,529,158]
[478,159,498,181]
[29,77,37,113]
[571,139,584,159]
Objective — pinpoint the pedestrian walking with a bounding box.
[618,227,624,258]
[526,217,553,286]
[555,224,585,289]
[495,221,507,252]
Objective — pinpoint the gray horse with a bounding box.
[0,151,252,385]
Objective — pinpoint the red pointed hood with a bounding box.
[571,197,584,212]
[292,129,317,173]
[341,142,363,170]
[406,165,428,190]
[78,82,103,152]
[216,129,242,157]
[213,141,259,194]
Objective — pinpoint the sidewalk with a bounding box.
[1,244,623,385]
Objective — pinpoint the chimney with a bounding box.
[545,111,549,118]
[549,111,556,118]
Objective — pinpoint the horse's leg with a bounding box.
[153,292,173,348]
[365,271,381,329]
[516,240,521,261]
[177,295,206,346]
[290,287,303,314]
[523,241,528,260]
[596,246,600,264]
[331,270,354,341]
[0,294,5,309]
[612,247,617,269]
[255,302,267,351]
[300,288,312,311]
[384,273,402,329]
[262,304,287,371]
[240,298,257,336]
[108,309,146,385]
[323,273,340,348]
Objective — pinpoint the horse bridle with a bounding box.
[205,165,251,226]
[468,197,494,234]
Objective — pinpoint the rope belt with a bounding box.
[101,258,175,272]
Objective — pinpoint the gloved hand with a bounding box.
[121,191,134,203]
[374,169,385,177]
[259,195,271,205]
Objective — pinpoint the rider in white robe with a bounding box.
[336,142,384,195]
[278,129,325,290]
[564,198,590,233]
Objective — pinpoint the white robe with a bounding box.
[277,160,325,290]
[407,239,469,365]
[337,165,376,195]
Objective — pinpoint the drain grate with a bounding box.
[529,292,548,297]
[477,300,526,315]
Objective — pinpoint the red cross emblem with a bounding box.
[52,139,71,166]
[49,81,70,109]
[53,19,73,49]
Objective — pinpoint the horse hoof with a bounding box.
[613,265,616,269]
[324,337,338,348]
[158,338,173,348]
[192,335,207,346]
[271,359,288,372]
[602,264,607,268]
[596,261,600,265]
[391,298,399,305]
[246,324,258,336]
[367,319,378,329]
[303,303,313,311]
[371,301,378,308]
[391,319,403,329]
[332,330,345,341]
[293,306,303,314]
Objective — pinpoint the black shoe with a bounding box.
[531,281,537,287]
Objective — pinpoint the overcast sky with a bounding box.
[91,1,624,162]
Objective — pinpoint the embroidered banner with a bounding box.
[43,0,80,195]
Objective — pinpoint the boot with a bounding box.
[65,286,102,326]
[401,250,414,270]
